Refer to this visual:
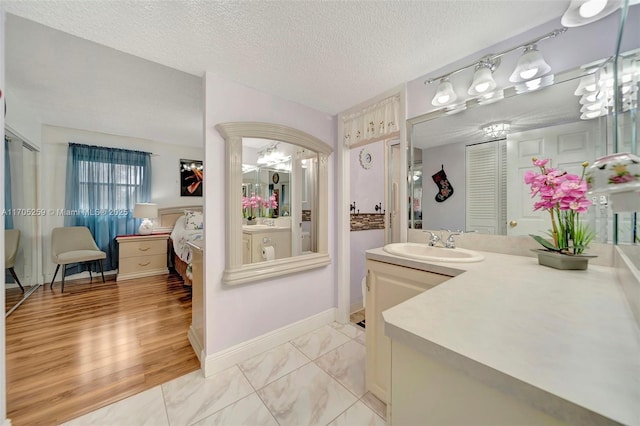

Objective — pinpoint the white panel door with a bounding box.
[507,121,598,237]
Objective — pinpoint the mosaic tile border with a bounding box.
[350,213,385,231]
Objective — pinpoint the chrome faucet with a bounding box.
[425,230,460,248]
[443,229,477,248]
[444,232,461,248]
[423,231,442,247]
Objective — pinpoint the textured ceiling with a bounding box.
[2,2,573,148]
[2,1,569,117]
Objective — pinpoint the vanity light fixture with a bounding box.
[509,45,552,83]
[257,143,286,165]
[574,72,601,95]
[514,74,555,94]
[561,0,622,27]
[424,28,566,110]
[575,55,639,120]
[481,122,511,139]
[579,91,603,104]
[443,102,467,115]
[431,77,457,106]
[477,89,505,105]
[468,58,499,96]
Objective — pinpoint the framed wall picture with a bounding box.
[180,159,203,197]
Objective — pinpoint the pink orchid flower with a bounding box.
[524,157,592,254]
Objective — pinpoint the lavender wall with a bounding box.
[204,73,337,353]
[421,142,466,232]
[350,141,385,214]
[349,140,385,310]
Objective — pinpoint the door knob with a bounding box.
[509,220,518,227]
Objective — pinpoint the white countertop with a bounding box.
[242,225,291,234]
[368,247,640,426]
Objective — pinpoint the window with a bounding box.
[65,143,151,271]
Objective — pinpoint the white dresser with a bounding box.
[116,234,169,281]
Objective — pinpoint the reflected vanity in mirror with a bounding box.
[408,47,640,247]
[5,129,40,316]
[241,138,318,264]
[217,122,332,285]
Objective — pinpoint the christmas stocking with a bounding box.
[432,165,454,202]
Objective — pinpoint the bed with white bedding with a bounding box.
[158,206,203,285]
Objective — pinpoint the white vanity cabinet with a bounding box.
[242,233,252,264]
[242,228,292,264]
[365,259,451,403]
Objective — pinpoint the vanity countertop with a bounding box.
[367,247,640,426]
[242,225,291,234]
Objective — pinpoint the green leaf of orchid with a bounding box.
[529,234,563,252]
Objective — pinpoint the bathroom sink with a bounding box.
[382,243,484,263]
[242,224,272,230]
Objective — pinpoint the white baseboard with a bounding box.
[188,325,205,368]
[203,308,336,377]
[3,418,12,426]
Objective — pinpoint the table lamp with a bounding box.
[134,203,158,235]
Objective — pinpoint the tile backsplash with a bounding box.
[351,213,385,231]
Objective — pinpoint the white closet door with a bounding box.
[506,121,597,237]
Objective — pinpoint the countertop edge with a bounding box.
[384,319,621,426]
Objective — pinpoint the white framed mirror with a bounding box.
[216,122,332,285]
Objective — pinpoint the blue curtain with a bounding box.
[65,143,151,272]
[4,138,13,229]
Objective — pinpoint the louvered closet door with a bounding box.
[466,140,506,235]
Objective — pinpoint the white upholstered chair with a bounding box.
[5,229,24,292]
[50,226,106,293]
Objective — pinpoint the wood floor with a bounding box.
[350,309,365,325]
[5,272,199,426]
[5,286,26,313]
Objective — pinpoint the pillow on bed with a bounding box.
[174,215,187,230]
[184,210,204,230]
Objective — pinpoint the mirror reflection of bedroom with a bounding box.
[4,14,206,425]
[4,130,39,316]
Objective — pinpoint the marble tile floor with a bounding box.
[62,322,385,426]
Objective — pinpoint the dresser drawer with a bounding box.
[119,239,166,258]
[119,254,166,274]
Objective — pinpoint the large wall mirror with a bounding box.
[408,10,639,248]
[217,122,332,285]
[5,129,41,316]
[612,2,640,269]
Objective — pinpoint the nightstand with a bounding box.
[116,234,169,281]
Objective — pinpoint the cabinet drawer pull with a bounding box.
[138,247,150,252]
[138,261,151,266]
